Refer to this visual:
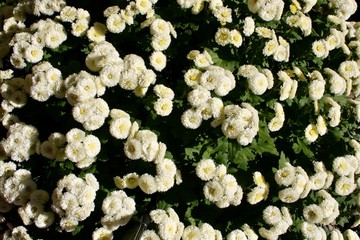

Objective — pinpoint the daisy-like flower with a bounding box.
[304,123,319,143]
[196,158,216,181]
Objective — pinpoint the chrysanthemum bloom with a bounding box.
[196,158,216,181]
[304,123,319,143]
[263,205,282,225]
[334,176,356,196]
[303,204,324,224]
[312,39,329,59]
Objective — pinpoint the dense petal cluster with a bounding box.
[51,173,99,232]
[196,158,243,208]
[0,122,39,162]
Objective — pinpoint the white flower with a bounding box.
[141,230,161,240]
[154,98,173,116]
[213,6,232,23]
[309,79,325,101]
[227,229,247,240]
[150,51,167,71]
[304,123,319,143]
[87,22,107,43]
[230,29,243,47]
[312,39,329,59]
[243,17,255,36]
[158,218,178,239]
[278,187,300,203]
[303,204,324,224]
[83,135,101,157]
[333,156,352,176]
[248,72,268,95]
[124,138,142,160]
[182,225,201,240]
[92,227,113,240]
[138,173,158,194]
[71,19,89,37]
[247,186,268,205]
[338,60,360,79]
[150,19,170,35]
[110,117,132,139]
[34,211,55,229]
[184,68,201,87]
[215,28,231,46]
[106,13,126,33]
[151,34,171,51]
[135,0,153,15]
[153,84,174,99]
[263,39,278,56]
[203,180,224,202]
[194,51,213,68]
[60,6,77,22]
[334,176,356,196]
[196,158,216,181]
[263,205,282,225]
[24,45,43,63]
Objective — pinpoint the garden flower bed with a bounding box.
[1,0,360,239]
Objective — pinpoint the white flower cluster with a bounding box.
[59,6,90,37]
[238,64,274,95]
[182,223,223,240]
[256,27,290,62]
[0,122,39,162]
[275,161,334,203]
[32,0,66,16]
[100,190,136,231]
[332,154,359,196]
[226,224,258,240]
[24,61,64,102]
[329,0,358,20]
[2,225,32,240]
[216,103,259,146]
[331,229,360,240]
[268,102,285,132]
[259,206,293,240]
[73,97,110,131]
[304,115,327,143]
[51,173,99,232]
[9,19,66,69]
[177,0,232,24]
[0,162,36,207]
[1,76,27,112]
[286,11,312,37]
[64,128,101,168]
[196,158,243,208]
[153,84,174,116]
[65,70,101,105]
[40,132,66,161]
[277,70,298,101]
[86,40,122,74]
[104,0,156,35]
[214,27,243,48]
[149,18,177,53]
[149,207,184,239]
[248,0,285,22]
[121,54,157,97]
[312,27,349,59]
[247,171,269,205]
[302,190,339,228]
[115,122,179,194]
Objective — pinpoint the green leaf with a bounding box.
[296,138,314,158]
[278,151,289,168]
